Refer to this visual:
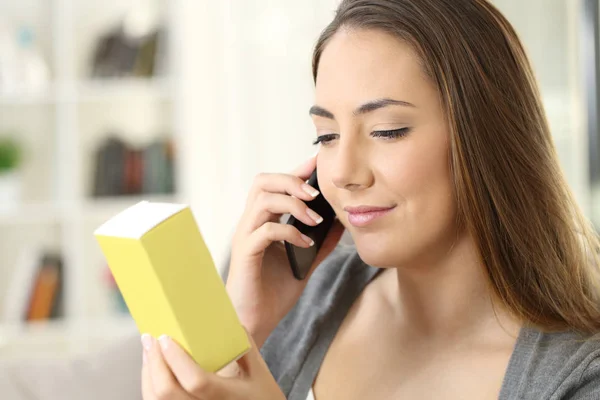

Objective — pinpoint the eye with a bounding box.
[312,133,338,146]
[312,128,411,146]
[371,128,411,139]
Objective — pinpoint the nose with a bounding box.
[330,137,373,192]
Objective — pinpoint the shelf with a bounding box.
[0,203,61,225]
[0,79,172,105]
[0,315,137,354]
[0,315,135,339]
[0,89,56,106]
[82,194,178,219]
[77,78,173,102]
[0,196,180,225]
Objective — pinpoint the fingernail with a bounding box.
[141,333,153,351]
[306,208,323,224]
[313,150,319,158]
[302,183,320,198]
[301,234,315,246]
[158,335,170,351]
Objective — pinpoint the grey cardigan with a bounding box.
[247,244,600,399]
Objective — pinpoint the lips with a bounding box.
[344,205,396,227]
[344,205,395,213]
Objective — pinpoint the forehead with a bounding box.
[315,28,432,107]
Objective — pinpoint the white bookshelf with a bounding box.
[0,0,184,358]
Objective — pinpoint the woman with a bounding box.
[141,0,600,398]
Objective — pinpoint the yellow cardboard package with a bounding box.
[94,201,250,372]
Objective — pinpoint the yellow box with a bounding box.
[94,201,250,372]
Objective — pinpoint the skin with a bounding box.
[141,28,523,399]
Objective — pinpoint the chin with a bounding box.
[351,234,404,268]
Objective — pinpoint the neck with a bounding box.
[379,233,521,344]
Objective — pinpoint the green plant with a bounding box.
[0,137,22,173]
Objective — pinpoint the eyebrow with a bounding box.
[309,98,416,120]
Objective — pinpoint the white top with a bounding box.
[307,387,316,400]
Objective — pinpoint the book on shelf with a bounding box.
[94,201,250,372]
[27,253,63,321]
[2,247,64,324]
[92,136,175,198]
[124,148,143,195]
[90,22,165,78]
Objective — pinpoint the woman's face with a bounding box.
[313,28,459,268]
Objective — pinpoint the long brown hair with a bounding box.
[312,0,600,334]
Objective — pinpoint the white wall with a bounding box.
[492,0,590,214]
[178,0,339,268]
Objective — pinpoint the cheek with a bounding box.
[383,132,455,223]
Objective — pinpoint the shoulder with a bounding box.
[504,327,600,399]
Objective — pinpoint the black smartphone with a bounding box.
[285,168,336,280]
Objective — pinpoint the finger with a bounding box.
[245,222,314,257]
[290,153,318,179]
[142,353,158,400]
[247,173,319,203]
[239,178,320,238]
[305,218,345,280]
[249,192,323,231]
[142,334,189,400]
[158,335,228,399]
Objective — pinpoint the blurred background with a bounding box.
[0,0,597,369]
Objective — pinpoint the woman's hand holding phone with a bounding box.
[226,155,345,348]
